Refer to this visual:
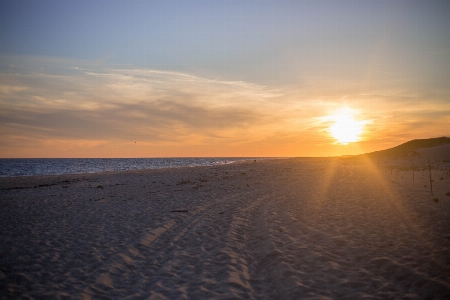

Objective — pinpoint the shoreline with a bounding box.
[0,158,274,190]
[0,157,278,179]
[1,157,450,299]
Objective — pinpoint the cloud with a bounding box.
[0,56,287,149]
[0,55,449,157]
[0,85,27,94]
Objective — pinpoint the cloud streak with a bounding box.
[0,56,291,156]
[0,55,449,157]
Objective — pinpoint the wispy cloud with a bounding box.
[0,55,448,157]
[0,56,291,156]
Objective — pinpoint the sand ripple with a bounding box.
[1,158,450,299]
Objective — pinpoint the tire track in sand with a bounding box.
[141,192,266,299]
[85,190,265,299]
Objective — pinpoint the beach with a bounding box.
[1,154,450,299]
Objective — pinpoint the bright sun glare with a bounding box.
[329,108,364,144]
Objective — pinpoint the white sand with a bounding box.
[1,154,450,299]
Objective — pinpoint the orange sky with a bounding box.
[0,55,449,158]
[1,58,448,158]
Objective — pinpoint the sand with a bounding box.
[1,153,450,299]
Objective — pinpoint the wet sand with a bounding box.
[1,153,450,299]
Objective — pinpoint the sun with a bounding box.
[329,108,364,144]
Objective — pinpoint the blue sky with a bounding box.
[0,0,449,157]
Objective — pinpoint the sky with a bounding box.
[0,0,449,158]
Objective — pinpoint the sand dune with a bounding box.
[1,153,450,299]
[416,144,450,163]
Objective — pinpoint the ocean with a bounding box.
[0,158,259,177]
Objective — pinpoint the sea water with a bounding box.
[0,158,258,177]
